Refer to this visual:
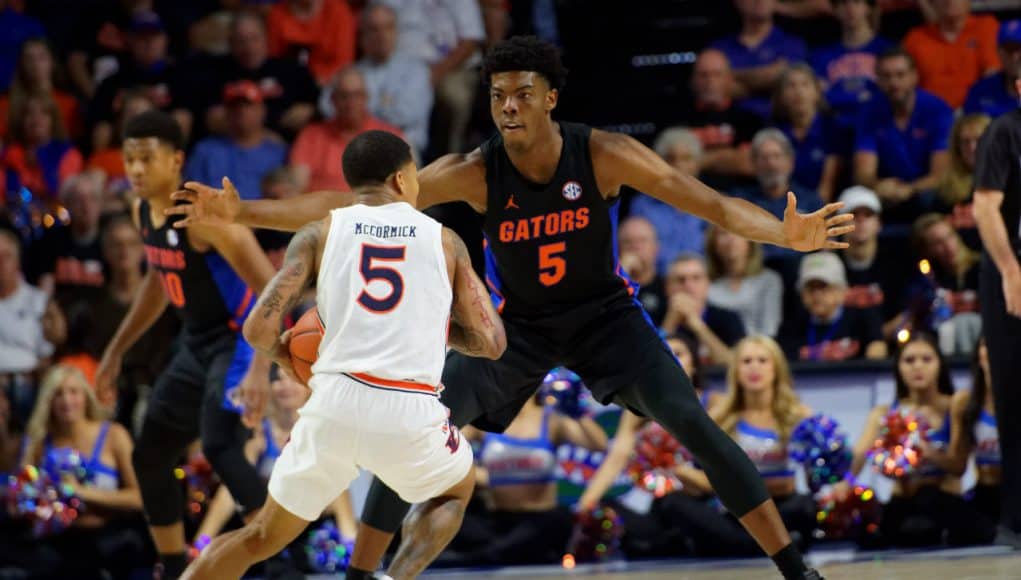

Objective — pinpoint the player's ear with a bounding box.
[546,88,558,112]
[172,149,185,173]
[392,168,407,196]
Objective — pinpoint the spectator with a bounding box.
[836,186,909,333]
[940,113,991,250]
[185,80,287,201]
[353,3,434,159]
[810,0,893,126]
[964,20,1021,119]
[267,0,357,85]
[770,64,845,201]
[853,48,952,223]
[903,0,999,110]
[22,365,147,578]
[289,67,404,191]
[2,93,84,203]
[0,0,45,92]
[661,254,745,366]
[0,229,55,419]
[618,216,667,326]
[710,0,807,120]
[907,213,981,355]
[844,333,992,548]
[685,49,762,188]
[88,10,190,151]
[188,11,319,140]
[86,88,155,184]
[379,0,485,157]
[705,225,784,337]
[86,215,178,429]
[255,168,300,269]
[27,172,107,311]
[0,38,81,142]
[732,128,823,285]
[66,0,149,99]
[778,251,887,361]
[629,127,709,267]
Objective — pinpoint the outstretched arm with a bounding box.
[443,227,506,359]
[166,177,355,232]
[243,218,328,370]
[590,131,853,252]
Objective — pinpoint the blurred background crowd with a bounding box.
[0,0,1019,578]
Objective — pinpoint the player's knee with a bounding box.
[239,518,287,561]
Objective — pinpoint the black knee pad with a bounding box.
[133,421,187,526]
[200,437,266,516]
[361,478,412,534]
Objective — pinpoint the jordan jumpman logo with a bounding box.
[505,194,519,210]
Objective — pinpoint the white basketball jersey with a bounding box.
[311,202,451,392]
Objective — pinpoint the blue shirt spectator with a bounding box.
[811,36,893,125]
[776,116,848,196]
[854,88,952,183]
[184,80,288,200]
[963,21,1021,119]
[711,4,806,120]
[354,4,434,159]
[0,6,46,91]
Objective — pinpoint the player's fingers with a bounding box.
[825,213,854,227]
[784,191,797,215]
[182,181,218,195]
[172,216,197,229]
[170,189,198,203]
[824,240,850,250]
[827,225,855,237]
[816,202,845,217]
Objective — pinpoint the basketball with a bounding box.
[289,308,323,384]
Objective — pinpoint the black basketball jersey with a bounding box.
[480,122,636,319]
[138,200,255,338]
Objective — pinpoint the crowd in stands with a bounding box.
[0,0,1018,576]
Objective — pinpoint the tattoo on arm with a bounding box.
[253,222,320,323]
[448,322,490,356]
[446,230,502,357]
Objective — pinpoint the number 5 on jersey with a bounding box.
[539,242,566,286]
[358,244,406,313]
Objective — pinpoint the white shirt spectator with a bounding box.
[708,269,784,337]
[0,279,53,373]
[378,0,485,65]
[357,55,433,157]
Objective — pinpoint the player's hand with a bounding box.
[95,352,122,408]
[271,329,298,380]
[239,365,270,429]
[783,192,855,252]
[1003,268,1021,318]
[165,177,242,228]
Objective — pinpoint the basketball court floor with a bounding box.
[411,546,1021,579]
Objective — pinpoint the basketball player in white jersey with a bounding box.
[182,130,506,580]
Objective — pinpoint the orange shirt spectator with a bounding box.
[0,91,81,141]
[903,12,999,109]
[267,0,357,85]
[290,117,403,191]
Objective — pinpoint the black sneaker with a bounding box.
[802,569,825,580]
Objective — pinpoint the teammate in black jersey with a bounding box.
[167,38,850,580]
[95,111,277,579]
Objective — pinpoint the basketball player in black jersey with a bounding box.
[167,37,850,579]
[95,111,277,579]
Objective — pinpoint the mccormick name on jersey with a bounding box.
[354,223,418,238]
[497,207,590,243]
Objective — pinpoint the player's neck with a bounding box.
[353,189,402,206]
[146,194,174,227]
[503,120,562,184]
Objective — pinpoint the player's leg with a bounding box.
[349,329,555,578]
[181,496,309,580]
[611,346,812,579]
[980,257,1021,538]
[199,338,266,520]
[133,349,206,578]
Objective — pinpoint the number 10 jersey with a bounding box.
[312,202,452,391]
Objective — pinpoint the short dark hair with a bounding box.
[123,110,185,151]
[877,46,916,70]
[341,130,413,188]
[482,35,568,91]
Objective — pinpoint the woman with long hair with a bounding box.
[654,336,816,556]
[771,63,844,201]
[847,333,989,546]
[21,365,147,577]
[2,92,83,202]
[705,225,784,337]
[939,113,990,250]
[0,38,80,141]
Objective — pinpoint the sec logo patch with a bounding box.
[562,181,582,201]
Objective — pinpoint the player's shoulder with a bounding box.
[424,148,486,178]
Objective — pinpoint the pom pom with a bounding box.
[625,422,691,497]
[305,521,353,573]
[183,453,218,521]
[789,415,853,493]
[5,465,83,537]
[814,482,881,541]
[541,368,593,419]
[564,504,624,564]
[867,409,931,478]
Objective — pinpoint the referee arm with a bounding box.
[973,189,1021,316]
